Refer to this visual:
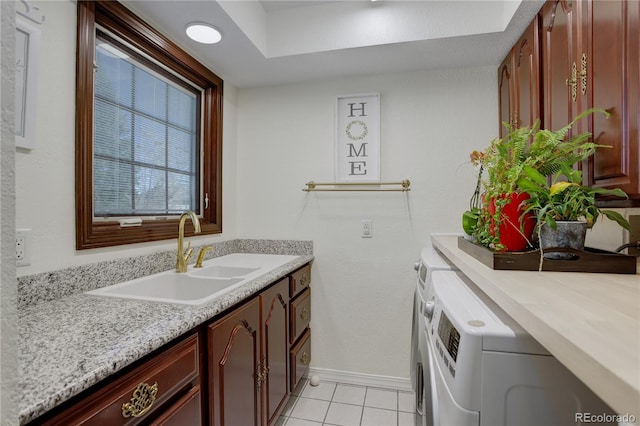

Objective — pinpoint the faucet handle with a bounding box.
[195,246,213,268]
[184,247,194,263]
[182,241,195,263]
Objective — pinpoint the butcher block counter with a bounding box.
[432,235,640,421]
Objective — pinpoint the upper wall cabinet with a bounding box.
[540,0,577,135]
[580,0,639,201]
[499,16,541,137]
[506,0,640,204]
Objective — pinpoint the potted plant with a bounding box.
[517,163,630,260]
[468,108,612,251]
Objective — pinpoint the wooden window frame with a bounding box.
[76,1,223,250]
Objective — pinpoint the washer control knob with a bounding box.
[424,299,435,320]
[414,261,421,271]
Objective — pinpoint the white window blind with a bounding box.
[93,33,200,218]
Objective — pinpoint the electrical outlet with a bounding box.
[361,220,372,238]
[16,229,31,267]
[627,215,640,256]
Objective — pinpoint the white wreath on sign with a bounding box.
[345,120,368,141]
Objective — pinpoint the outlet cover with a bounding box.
[16,228,31,267]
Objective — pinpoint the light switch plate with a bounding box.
[361,220,372,238]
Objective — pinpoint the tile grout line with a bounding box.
[321,382,339,425]
[282,380,411,426]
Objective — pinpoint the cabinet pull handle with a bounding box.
[122,382,158,418]
[300,307,309,321]
[301,352,310,365]
[257,362,264,392]
[580,53,587,95]
[566,61,578,102]
[257,359,269,392]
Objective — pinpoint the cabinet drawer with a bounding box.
[290,288,311,344]
[149,385,201,426]
[290,329,311,392]
[290,264,311,299]
[44,333,200,425]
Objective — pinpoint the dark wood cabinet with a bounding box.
[499,16,541,137]
[507,0,639,203]
[290,329,311,392]
[581,0,639,200]
[290,288,311,345]
[208,297,261,426]
[260,278,290,426]
[207,265,311,426]
[32,263,312,426]
[288,265,312,392]
[498,51,515,136]
[40,333,202,426]
[541,0,577,135]
[515,16,542,132]
[289,263,310,298]
[149,386,202,426]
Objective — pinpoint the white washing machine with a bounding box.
[411,247,456,426]
[426,270,615,425]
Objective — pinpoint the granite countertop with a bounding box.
[18,250,313,425]
[432,235,639,420]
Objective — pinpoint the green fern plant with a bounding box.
[470,108,612,250]
[517,164,630,231]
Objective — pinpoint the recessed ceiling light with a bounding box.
[185,22,222,44]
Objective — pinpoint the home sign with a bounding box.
[335,93,380,182]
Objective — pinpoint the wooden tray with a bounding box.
[458,236,638,274]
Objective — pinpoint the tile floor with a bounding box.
[276,378,416,426]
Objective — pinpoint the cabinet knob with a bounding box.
[300,307,309,321]
[300,274,310,287]
[121,382,158,418]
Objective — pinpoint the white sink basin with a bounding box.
[189,265,259,279]
[86,253,299,305]
[87,273,243,304]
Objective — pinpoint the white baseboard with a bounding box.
[305,367,412,392]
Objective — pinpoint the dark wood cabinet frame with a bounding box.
[75,1,223,249]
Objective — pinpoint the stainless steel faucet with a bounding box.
[176,210,202,272]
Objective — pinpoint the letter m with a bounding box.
[347,143,368,157]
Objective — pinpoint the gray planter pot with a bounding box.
[539,221,587,260]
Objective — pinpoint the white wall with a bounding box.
[15,1,239,276]
[1,1,18,423]
[235,68,499,378]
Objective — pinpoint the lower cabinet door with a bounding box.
[290,329,311,392]
[261,278,290,426]
[208,298,261,426]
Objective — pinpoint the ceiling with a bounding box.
[121,0,545,89]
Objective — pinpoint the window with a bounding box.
[76,1,223,249]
